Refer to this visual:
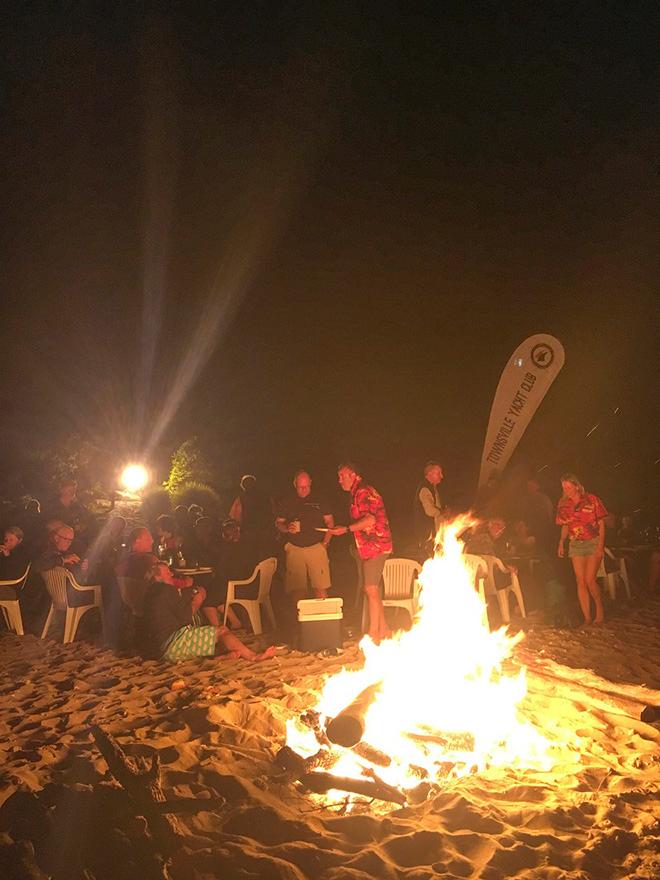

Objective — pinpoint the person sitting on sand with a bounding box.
[143,561,276,662]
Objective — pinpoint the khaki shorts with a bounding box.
[362,552,390,586]
[284,542,331,594]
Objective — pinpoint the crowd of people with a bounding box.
[1,465,658,661]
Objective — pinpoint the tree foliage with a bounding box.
[163,437,213,496]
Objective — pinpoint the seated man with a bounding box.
[116,526,158,581]
[143,561,276,662]
[33,524,81,573]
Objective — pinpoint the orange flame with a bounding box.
[286,516,552,797]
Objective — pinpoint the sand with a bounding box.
[1,600,659,880]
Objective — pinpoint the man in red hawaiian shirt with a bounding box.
[328,462,393,642]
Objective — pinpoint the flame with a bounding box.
[286,515,552,799]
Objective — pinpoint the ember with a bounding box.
[283,515,553,806]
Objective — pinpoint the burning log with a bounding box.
[325,682,382,748]
[299,710,330,747]
[352,741,392,767]
[275,746,339,776]
[404,730,475,752]
[298,771,406,806]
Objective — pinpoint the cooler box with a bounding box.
[297,597,343,652]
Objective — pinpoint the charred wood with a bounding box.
[298,771,406,806]
[325,682,382,748]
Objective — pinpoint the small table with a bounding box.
[174,567,214,577]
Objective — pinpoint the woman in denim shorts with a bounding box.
[556,473,608,625]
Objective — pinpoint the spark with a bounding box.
[585,423,600,438]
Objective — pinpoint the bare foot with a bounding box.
[252,645,277,661]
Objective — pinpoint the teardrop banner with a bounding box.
[478,334,565,487]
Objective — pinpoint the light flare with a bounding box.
[120,463,149,494]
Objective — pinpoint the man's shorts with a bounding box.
[284,542,331,594]
[361,551,391,586]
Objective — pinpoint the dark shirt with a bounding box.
[33,548,69,574]
[0,547,29,582]
[143,581,195,651]
[277,492,331,548]
[116,552,158,580]
[45,499,91,532]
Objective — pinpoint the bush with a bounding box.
[171,481,222,519]
[140,487,172,526]
[163,438,213,495]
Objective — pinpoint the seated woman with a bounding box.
[143,561,275,662]
[0,526,28,582]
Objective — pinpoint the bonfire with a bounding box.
[281,516,556,807]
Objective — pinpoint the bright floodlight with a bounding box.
[121,464,149,493]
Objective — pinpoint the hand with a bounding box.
[81,559,89,573]
[64,554,80,565]
[328,526,348,536]
[557,543,565,558]
[287,521,300,534]
[0,546,9,556]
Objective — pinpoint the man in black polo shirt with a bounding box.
[276,470,334,610]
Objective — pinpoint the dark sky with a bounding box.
[1,2,658,518]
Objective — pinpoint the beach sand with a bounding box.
[1,600,659,880]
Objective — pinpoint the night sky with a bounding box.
[1,2,658,522]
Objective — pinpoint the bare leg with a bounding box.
[364,583,391,642]
[221,604,242,629]
[215,625,276,661]
[584,553,605,623]
[203,605,219,626]
[571,556,592,624]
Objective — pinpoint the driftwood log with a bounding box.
[325,682,382,747]
[91,726,225,862]
[299,770,406,805]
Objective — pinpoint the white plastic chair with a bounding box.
[597,548,631,601]
[362,558,421,631]
[463,554,488,602]
[223,557,277,634]
[480,555,526,624]
[0,565,30,635]
[41,567,105,644]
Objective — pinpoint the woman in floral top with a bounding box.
[556,473,608,625]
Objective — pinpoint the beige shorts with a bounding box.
[284,542,331,594]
